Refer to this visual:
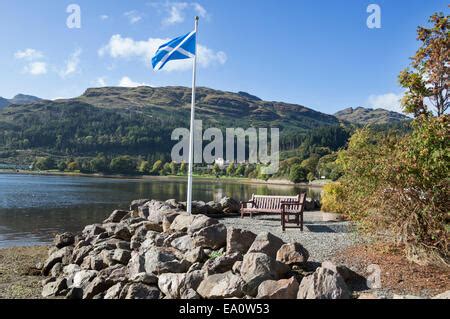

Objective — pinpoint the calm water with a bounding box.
[0,173,321,248]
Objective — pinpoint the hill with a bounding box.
[334,107,410,125]
[0,94,43,109]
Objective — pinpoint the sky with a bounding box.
[0,0,447,115]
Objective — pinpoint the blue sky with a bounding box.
[0,0,447,114]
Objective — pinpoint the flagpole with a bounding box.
[187,16,199,215]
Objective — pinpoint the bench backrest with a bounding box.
[251,194,305,211]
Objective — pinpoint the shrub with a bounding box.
[321,182,346,214]
[289,165,307,183]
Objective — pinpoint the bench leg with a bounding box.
[300,212,304,231]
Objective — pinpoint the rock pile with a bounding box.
[40,198,354,299]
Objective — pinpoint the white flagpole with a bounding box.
[187,16,199,215]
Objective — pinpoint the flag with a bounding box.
[152,31,196,71]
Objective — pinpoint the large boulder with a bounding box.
[130,199,150,212]
[171,235,195,252]
[42,246,74,275]
[53,232,75,249]
[169,214,195,232]
[202,252,242,275]
[72,270,98,289]
[197,271,245,299]
[187,215,219,234]
[124,283,161,299]
[42,278,67,297]
[184,247,207,264]
[112,249,132,265]
[104,282,126,299]
[256,277,299,299]
[297,267,351,299]
[247,232,285,259]
[226,227,257,255]
[104,210,129,223]
[158,273,186,299]
[144,247,190,275]
[219,197,240,214]
[72,245,92,265]
[83,276,114,299]
[127,251,146,277]
[192,224,227,250]
[240,252,290,297]
[82,224,106,238]
[113,224,132,241]
[276,243,309,266]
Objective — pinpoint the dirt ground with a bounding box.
[331,243,450,298]
[0,246,48,299]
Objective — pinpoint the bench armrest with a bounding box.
[240,200,255,209]
[280,201,302,211]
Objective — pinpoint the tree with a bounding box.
[163,162,171,175]
[300,155,320,175]
[34,157,56,171]
[307,172,315,182]
[57,161,67,172]
[151,160,163,175]
[226,162,235,176]
[169,162,178,175]
[179,161,187,175]
[110,156,136,174]
[67,161,79,171]
[138,161,151,174]
[235,164,245,177]
[399,12,449,117]
[289,165,307,183]
[212,163,221,176]
[90,154,109,173]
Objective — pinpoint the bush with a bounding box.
[289,165,307,183]
[34,157,56,170]
[110,156,136,174]
[321,182,346,214]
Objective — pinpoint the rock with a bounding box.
[104,210,130,223]
[73,270,98,289]
[171,235,195,252]
[127,251,146,277]
[54,232,75,249]
[433,290,450,299]
[183,270,205,292]
[162,216,171,233]
[181,288,201,299]
[65,287,83,299]
[158,273,186,298]
[165,199,185,210]
[112,249,132,265]
[130,199,150,212]
[140,200,181,223]
[42,246,74,275]
[219,197,240,214]
[184,247,207,264]
[130,272,158,285]
[104,282,126,299]
[100,249,116,267]
[247,232,285,259]
[50,262,63,278]
[276,243,309,266]
[124,283,161,299]
[83,276,114,299]
[170,214,196,232]
[240,252,290,297]
[104,265,129,285]
[192,224,227,250]
[297,267,351,299]
[232,261,242,274]
[256,277,299,299]
[144,247,190,275]
[191,201,209,214]
[187,262,203,272]
[187,215,219,234]
[116,240,131,250]
[226,227,257,255]
[113,224,132,241]
[321,261,365,287]
[197,271,245,299]
[203,252,242,275]
[82,224,106,238]
[90,254,107,271]
[42,278,67,297]
[72,245,92,265]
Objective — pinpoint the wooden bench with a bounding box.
[240,194,306,231]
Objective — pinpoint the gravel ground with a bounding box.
[218,211,363,262]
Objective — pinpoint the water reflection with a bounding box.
[0,174,321,247]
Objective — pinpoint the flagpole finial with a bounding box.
[195,16,199,21]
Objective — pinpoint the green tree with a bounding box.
[289,165,307,183]
[163,162,171,175]
[67,161,79,171]
[300,154,320,175]
[151,160,163,175]
[57,161,67,172]
[235,164,245,177]
[90,154,109,173]
[34,157,56,171]
[138,161,151,174]
[179,161,187,175]
[110,156,136,174]
[212,163,221,176]
[170,162,178,175]
[226,162,235,176]
[307,172,315,182]
[399,12,449,117]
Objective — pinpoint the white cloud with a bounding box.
[98,34,226,72]
[160,2,208,26]
[124,10,143,24]
[24,62,47,75]
[14,48,44,61]
[118,76,150,87]
[366,92,404,113]
[95,77,108,87]
[100,15,109,20]
[59,48,82,78]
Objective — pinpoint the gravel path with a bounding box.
[218,211,363,262]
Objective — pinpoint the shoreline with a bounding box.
[0,169,326,188]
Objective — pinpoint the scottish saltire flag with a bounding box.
[152,31,196,71]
